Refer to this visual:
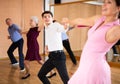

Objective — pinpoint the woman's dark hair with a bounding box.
[115,0,120,18]
[41,11,53,18]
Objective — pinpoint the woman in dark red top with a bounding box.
[22,16,44,79]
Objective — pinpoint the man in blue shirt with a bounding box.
[62,32,77,65]
[6,18,25,72]
[54,19,77,65]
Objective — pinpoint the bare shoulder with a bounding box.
[112,25,120,38]
[110,25,120,32]
[38,25,44,31]
[114,25,120,34]
[107,25,120,43]
[38,27,41,31]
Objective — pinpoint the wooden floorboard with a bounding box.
[0,58,120,84]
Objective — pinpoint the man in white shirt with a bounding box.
[38,11,69,84]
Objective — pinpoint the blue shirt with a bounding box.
[8,24,22,42]
[62,32,68,41]
[61,27,74,41]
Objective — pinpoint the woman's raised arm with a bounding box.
[69,15,101,28]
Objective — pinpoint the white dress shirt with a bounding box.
[45,22,66,52]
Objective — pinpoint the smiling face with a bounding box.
[102,0,120,17]
[29,19,36,27]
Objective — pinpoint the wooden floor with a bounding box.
[0,58,120,84]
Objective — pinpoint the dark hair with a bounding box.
[115,0,120,18]
[5,18,12,22]
[41,11,53,17]
[53,20,57,23]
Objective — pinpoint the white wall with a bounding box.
[45,0,50,11]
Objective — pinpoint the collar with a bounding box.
[44,22,54,28]
[9,24,14,28]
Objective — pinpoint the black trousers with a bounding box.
[63,39,77,64]
[38,51,69,84]
[112,40,120,54]
[7,38,24,70]
[112,45,118,54]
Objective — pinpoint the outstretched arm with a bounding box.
[21,28,30,34]
[21,31,28,34]
[69,15,101,28]
[38,25,44,32]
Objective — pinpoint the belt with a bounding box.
[63,39,68,41]
[50,50,63,53]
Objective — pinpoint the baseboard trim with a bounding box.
[1,51,120,68]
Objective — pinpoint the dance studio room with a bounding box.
[0,0,120,84]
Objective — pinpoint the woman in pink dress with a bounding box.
[68,0,120,84]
